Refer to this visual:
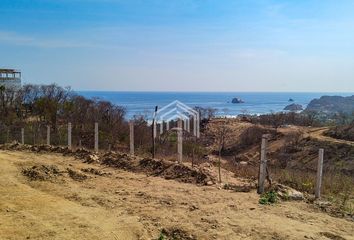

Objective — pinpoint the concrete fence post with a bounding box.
[153,121,157,140]
[193,117,197,137]
[94,122,99,152]
[160,121,164,134]
[129,120,134,155]
[177,119,183,163]
[47,125,50,145]
[196,116,200,138]
[21,128,24,145]
[257,135,268,194]
[68,123,72,150]
[186,119,190,132]
[315,149,324,199]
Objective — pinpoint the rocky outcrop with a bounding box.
[275,184,304,201]
[284,103,303,111]
[231,97,244,104]
[305,95,354,114]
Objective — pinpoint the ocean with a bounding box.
[78,92,354,120]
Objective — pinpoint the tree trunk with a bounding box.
[218,148,222,183]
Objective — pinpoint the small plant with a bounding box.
[259,190,278,205]
[282,191,290,201]
[345,202,354,216]
[157,232,166,240]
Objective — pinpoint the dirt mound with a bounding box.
[0,142,29,151]
[0,143,72,154]
[160,228,196,240]
[67,168,88,181]
[81,168,111,176]
[100,153,215,185]
[2,143,216,186]
[5,142,22,150]
[22,165,62,181]
[101,152,136,170]
[73,148,100,163]
[139,158,173,172]
[159,163,211,184]
[139,158,214,185]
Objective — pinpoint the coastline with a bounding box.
[78,91,354,119]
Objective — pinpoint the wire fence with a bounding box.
[0,121,207,163]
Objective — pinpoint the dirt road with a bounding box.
[307,127,354,146]
[0,150,353,240]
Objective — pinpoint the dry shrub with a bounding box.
[273,167,354,215]
[322,172,354,213]
[239,126,265,147]
[238,126,277,149]
[284,131,302,148]
[273,168,315,193]
[325,123,354,142]
[225,161,258,180]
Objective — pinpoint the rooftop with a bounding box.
[0,69,21,74]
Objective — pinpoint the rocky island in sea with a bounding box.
[231,97,245,104]
[284,103,303,111]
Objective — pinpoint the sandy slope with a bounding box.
[0,150,353,240]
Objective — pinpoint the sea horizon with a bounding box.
[76,90,354,93]
[78,91,354,119]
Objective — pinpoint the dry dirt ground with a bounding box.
[0,150,353,240]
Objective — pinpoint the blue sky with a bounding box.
[1,0,354,91]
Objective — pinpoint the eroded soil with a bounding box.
[0,150,353,240]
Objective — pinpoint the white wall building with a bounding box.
[0,69,22,89]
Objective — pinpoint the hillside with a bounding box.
[204,119,354,217]
[305,95,354,114]
[205,119,354,175]
[326,124,354,142]
[0,150,353,240]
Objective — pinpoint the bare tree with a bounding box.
[209,121,232,183]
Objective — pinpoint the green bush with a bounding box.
[157,232,166,240]
[259,190,278,205]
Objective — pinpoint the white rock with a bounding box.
[276,184,304,201]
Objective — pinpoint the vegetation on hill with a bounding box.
[326,122,354,141]
[0,83,213,154]
[0,84,130,148]
[306,95,354,114]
